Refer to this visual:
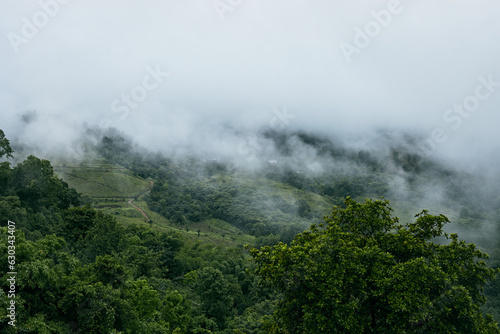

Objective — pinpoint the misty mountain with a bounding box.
[2,1,499,331]
[41,125,494,249]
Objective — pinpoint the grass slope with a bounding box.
[53,158,151,199]
[54,159,256,247]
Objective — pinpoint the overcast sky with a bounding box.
[0,0,499,167]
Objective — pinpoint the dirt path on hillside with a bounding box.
[128,199,150,221]
[128,181,154,222]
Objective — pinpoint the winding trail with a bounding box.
[128,199,150,221]
[128,180,154,222]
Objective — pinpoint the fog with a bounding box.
[1,0,499,173]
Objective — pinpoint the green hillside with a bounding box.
[3,129,500,333]
[53,159,151,200]
[52,158,258,248]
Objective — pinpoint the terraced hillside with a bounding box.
[52,158,258,247]
[53,159,151,200]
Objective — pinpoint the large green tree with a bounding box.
[250,197,500,333]
[0,129,13,159]
[13,155,79,211]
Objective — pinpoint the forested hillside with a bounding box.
[1,128,500,333]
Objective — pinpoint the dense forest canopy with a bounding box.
[2,0,499,332]
[1,128,500,333]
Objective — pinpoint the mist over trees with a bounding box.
[1,0,499,332]
[1,128,500,333]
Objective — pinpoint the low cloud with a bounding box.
[0,0,498,173]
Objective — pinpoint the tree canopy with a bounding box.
[0,129,13,159]
[250,197,500,333]
[2,127,500,333]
